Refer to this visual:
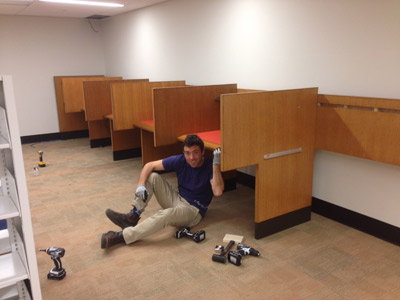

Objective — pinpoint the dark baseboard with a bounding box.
[229,172,400,246]
[236,171,255,189]
[255,207,311,239]
[21,130,89,144]
[113,148,142,161]
[90,138,111,148]
[312,197,400,246]
[236,171,311,238]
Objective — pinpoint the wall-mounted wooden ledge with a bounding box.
[318,94,400,110]
[318,102,400,114]
[316,94,400,167]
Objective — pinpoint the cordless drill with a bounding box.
[39,247,66,280]
[228,243,260,266]
[175,227,206,243]
[38,150,46,167]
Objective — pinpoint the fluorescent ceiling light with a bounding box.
[0,0,34,3]
[39,0,124,7]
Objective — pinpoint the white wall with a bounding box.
[101,0,400,98]
[0,15,105,136]
[313,150,400,227]
[100,0,400,227]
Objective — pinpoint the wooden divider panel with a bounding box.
[237,88,266,93]
[88,120,110,140]
[84,81,113,121]
[62,76,121,113]
[84,79,149,122]
[112,81,185,131]
[220,88,318,171]
[110,121,141,152]
[220,88,318,223]
[255,149,314,222]
[152,84,237,147]
[54,76,90,132]
[140,130,182,165]
[315,94,400,166]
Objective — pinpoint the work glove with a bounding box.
[213,147,221,165]
[135,184,148,202]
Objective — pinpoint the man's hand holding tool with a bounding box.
[213,147,221,165]
[135,184,148,202]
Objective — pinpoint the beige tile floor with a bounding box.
[22,138,400,300]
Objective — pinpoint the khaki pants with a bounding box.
[122,173,202,244]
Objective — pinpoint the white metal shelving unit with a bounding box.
[0,75,42,299]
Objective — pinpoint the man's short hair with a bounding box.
[183,134,204,152]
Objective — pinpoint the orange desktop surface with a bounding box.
[177,130,221,150]
[135,119,155,132]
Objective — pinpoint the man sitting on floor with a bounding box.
[101,134,224,248]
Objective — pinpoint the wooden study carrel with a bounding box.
[176,88,318,238]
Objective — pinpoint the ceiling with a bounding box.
[0,0,169,19]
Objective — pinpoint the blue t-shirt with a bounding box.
[162,155,213,217]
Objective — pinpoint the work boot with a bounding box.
[101,231,125,249]
[105,208,140,229]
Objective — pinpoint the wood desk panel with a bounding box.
[112,81,186,131]
[135,120,154,133]
[54,76,91,132]
[84,79,149,122]
[153,84,237,147]
[110,120,141,152]
[220,88,318,171]
[88,120,110,140]
[220,88,318,224]
[315,94,400,166]
[175,88,317,235]
[141,130,182,165]
[177,131,221,151]
[84,81,113,121]
[62,76,121,113]
[237,88,266,93]
[256,149,314,222]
